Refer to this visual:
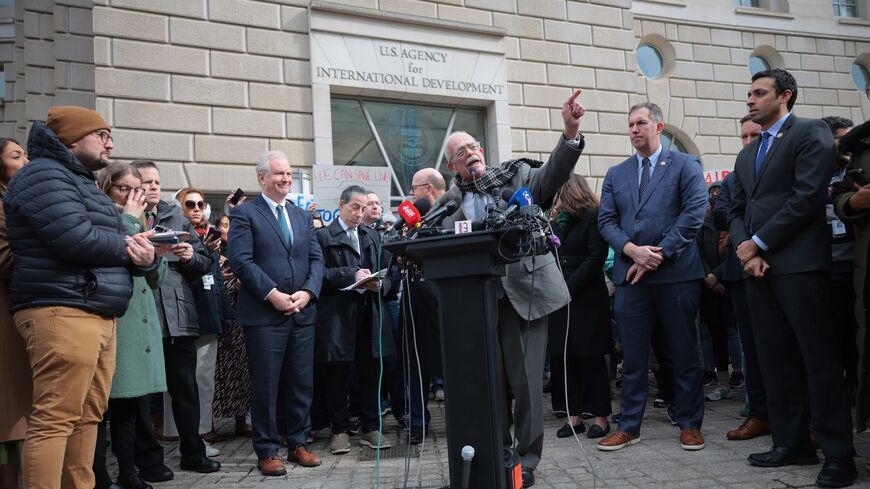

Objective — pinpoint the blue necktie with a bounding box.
[754,132,772,176]
[639,157,651,199]
[275,204,292,246]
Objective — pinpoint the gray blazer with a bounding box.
[432,136,583,320]
[151,201,213,337]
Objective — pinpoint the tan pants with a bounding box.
[15,306,116,489]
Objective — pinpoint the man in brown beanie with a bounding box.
[3,106,159,489]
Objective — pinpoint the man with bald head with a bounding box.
[409,168,446,205]
[432,90,587,487]
[401,169,447,445]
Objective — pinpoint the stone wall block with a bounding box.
[113,40,208,75]
[213,108,285,138]
[212,52,282,82]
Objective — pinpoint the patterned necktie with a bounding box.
[275,205,292,246]
[639,157,651,199]
[145,211,155,229]
[755,132,772,176]
[348,227,360,255]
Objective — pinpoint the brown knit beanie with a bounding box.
[45,106,110,146]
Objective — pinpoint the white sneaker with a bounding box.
[204,440,220,457]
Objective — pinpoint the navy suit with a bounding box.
[228,195,324,458]
[599,148,708,436]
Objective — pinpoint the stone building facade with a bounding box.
[0,0,867,202]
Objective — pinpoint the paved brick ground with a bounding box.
[114,389,870,488]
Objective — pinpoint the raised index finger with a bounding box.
[567,88,582,105]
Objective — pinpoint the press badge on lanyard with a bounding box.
[202,274,215,290]
[832,219,847,238]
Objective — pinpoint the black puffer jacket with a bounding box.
[4,122,154,318]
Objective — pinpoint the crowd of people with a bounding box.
[0,66,867,489]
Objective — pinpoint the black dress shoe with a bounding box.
[179,456,221,473]
[816,457,856,488]
[138,465,173,483]
[521,467,535,488]
[556,422,585,438]
[116,473,152,489]
[586,422,611,439]
[748,446,818,467]
[408,427,424,445]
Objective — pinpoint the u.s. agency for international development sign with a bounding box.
[310,31,508,102]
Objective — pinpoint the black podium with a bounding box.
[385,228,526,489]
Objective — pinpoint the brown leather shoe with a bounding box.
[202,430,225,443]
[597,431,640,451]
[258,456,287,476]
[680,428,706,450]
[288,444,322,467]
[727,417,771,441]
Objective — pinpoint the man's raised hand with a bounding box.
[561,88,585,140]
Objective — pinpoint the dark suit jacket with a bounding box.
[728,114,835,275]
[598,148,708,285]
[314,219,395,363]
[227,195,324,326]
[713,173,743,283]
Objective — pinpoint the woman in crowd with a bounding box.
[211,208,252,437]
[547,174,613,439]
[174,188,232,448]
[94,162,170,489]
[0,138,29,489]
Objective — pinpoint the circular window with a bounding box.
[851,62,870,91]
[661,130,690,155]
[748,55,770,75]
[636,44,664,79]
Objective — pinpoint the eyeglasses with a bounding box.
[93,131,113,145]
[110,184,140,194]
[184,200,206,210]
[449,141,481,163]
[409,183,430,192]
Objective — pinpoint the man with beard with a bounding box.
[4,106,158,489]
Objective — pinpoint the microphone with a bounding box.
[461,445,475,489]
[502,187,534,217]
[392,200,422,233]
[420,200,458,227]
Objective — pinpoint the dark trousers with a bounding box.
[728,280,768,420]
[746,272,853,457]
[830,272,858,391]
[651,320,675,405]
[114,396,164,477]
[550,354,612,417]
[93,397,164,487]
[315,316,381,434]
[163,337,206,462]
[614,280,704,436]
[700,288,733,372]
[244,320,314,459]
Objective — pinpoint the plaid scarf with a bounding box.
[453,157,543,193]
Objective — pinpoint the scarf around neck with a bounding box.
[454,157,543,193]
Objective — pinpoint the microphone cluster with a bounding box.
[385,186,556,259]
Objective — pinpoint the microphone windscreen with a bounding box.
[501,187,514,202]
[413,197,432,217]
[397,200,421,227]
